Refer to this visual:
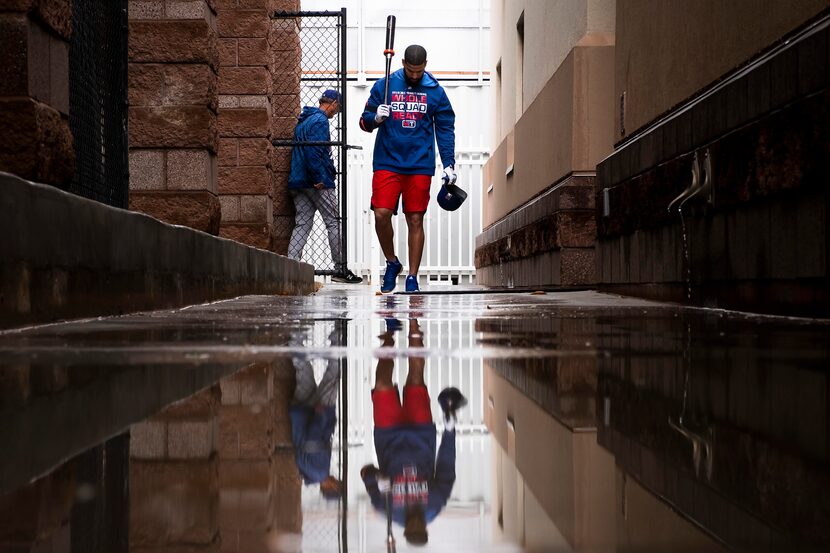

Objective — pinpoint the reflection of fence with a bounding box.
[68,0,128,208]
[346,148,488,286]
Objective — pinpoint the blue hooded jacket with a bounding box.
[289,404,337,484]
[288,106,337,189]
[360,69,456,175]
[361,425,456,525]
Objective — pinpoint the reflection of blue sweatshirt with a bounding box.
[288,106,336,189]
[289,405,337,484]
[359,69,455,175]
[362,425,456,525]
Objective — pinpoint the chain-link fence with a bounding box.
[272,11,348,276]
[68,0,129,208]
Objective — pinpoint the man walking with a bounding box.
[288,89,362,284]
[359,45,457,293]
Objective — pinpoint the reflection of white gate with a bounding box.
[345,147,488,287]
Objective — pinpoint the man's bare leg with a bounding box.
[374,208,397,261]
[405,212,425,275]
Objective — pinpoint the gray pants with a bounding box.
[293,362,341,407]
[288,188,343,270]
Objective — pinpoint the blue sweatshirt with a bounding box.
[361,425,456,525]
[288,106,337,189]
[289,404,337,484]
[359,69,456,175]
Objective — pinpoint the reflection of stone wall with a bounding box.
[218,361,301,552]
[128,1,221,234]
[0,463,74,552]
[0,0,73,186]
[130,385,221,552]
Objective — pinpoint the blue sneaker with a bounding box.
[405,275,420,293]
[381,258,402,293]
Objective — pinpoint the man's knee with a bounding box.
[374,208,393,224]
[405,213,424,229]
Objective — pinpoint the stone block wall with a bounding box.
[216,1,300,253]
[128,1,221,234]
[217,361,302,551]
[130,385,221,552]
[0,0,74,187]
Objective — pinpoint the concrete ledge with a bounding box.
[0,172,314,329]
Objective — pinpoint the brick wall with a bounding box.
[128,1,221,234]
[216,0,300,253]
[0,0,74,187]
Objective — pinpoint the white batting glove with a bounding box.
[377,476,391,493]
[375,104,390,123]
[442,166,457,186]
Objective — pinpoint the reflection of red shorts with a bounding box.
[372,385,433,428]
[371,170,432,214]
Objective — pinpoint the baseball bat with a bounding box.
[383,15,396,105]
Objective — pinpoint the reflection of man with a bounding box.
[361,319,467,546]
[289,361,342,500]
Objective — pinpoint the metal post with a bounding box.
[340,7,349,274]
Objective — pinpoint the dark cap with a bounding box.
[404,44,427,65]
[320,89,341,103]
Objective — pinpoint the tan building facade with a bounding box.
[477,0,616,287]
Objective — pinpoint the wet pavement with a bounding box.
[1,285,829,552]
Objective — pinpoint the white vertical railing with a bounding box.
[345,143,489,288]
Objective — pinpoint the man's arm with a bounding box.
[359,80,385,133]
[360,464,388,512]
[431,429,457,503]
[305,114,330,186]
[433,88,456,169]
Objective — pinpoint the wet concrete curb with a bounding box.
[0,172,314,329]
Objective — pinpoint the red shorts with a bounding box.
[371,170,432,214]
[372,385,433,428]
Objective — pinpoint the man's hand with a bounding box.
[313,182,324,190]
[377,476,391,493]
[374,104,390,123]
[442,166,457,186]
[360,464,379,479]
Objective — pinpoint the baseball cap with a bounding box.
[321,89,341,103]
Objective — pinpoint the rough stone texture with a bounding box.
[0,98,73,187]
[218,137,237,166]
[240,194,268,223]
[130,190,221,234]
[219,223,272,250]
[129,20,219,70]
[217,108,269,137]
[0,13,29,97]
[238,138,270,166]
[220,194,240,221]
[219,66,270,95]
[218,166,269,194]
[167,149,217,192]
[218,37,237,66]
[475,175,596,288]
[238,38,268,65]
[129,106,217,150]
[271,93,300,117]
[218,10,269,38]
[129,149,165,190]
[270,115,296,139]
[129,1,165,20]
